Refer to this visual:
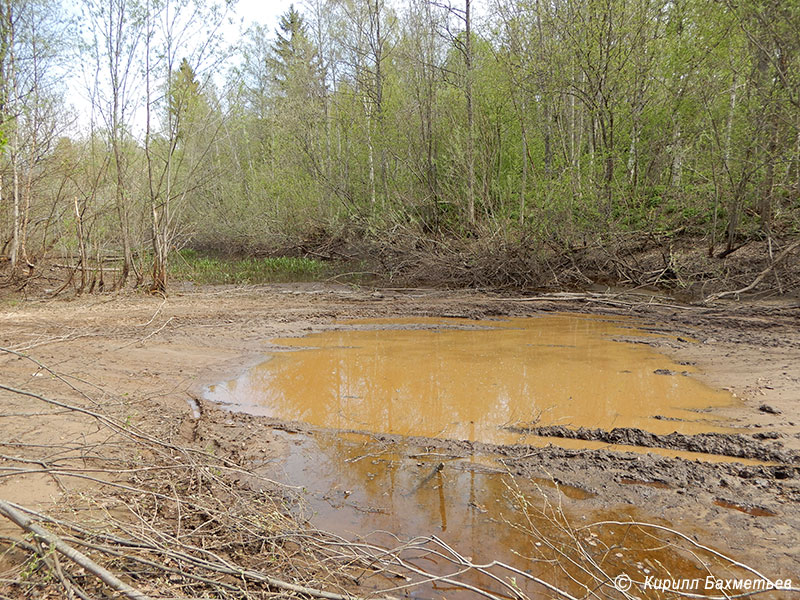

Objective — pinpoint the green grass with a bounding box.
[171,250,328,284]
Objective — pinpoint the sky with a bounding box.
[65,0,489,134]
[231,0,294,31]
[66,0,293,133]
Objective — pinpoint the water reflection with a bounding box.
[205,316,754,598]
[206,316,734,442]
[267,431,744,599]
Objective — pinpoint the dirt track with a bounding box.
[1,283,799,593]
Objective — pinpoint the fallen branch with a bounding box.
[0,499,152,600]
[52,263,123,272]
[0,382,287,484]
[703,239,800,304]
[488,291,706,311]
[0,498,399,600]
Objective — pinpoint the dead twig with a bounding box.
[0,499,152,600]
[703,239,800,304]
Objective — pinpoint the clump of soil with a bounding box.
[511,425,798,463]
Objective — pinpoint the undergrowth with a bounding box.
[171,250,328,284]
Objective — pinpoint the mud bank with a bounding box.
[200,407,800,510]
[192,399,800,592]
[1,284,799,597]
[512,425,800,463]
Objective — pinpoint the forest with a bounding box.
[1,0,798,294]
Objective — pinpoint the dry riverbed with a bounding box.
[0,283,798,598]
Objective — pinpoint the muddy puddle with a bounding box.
[205,316,762,598]
[713,499,777,517]
[206,315,735,442]
[259,430,762,598]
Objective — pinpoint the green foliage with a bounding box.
[4,0,800,290]
[268,5,323,95]
[170,251,327,284]
[168,58,208,141]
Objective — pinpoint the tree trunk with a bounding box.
[365,100,376,206]
[74,196,87,293]
[670,121,682,189]
[520,104,528,226]
[465,0,475,226]
[7,0,18,275]
[759,106,779,233]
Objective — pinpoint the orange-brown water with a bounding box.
[264,430,758,599]
[205,316,763,598]
[206,315,734,442]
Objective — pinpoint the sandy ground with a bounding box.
[0,283,798,594]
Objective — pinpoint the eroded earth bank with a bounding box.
[0,285,798,599]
